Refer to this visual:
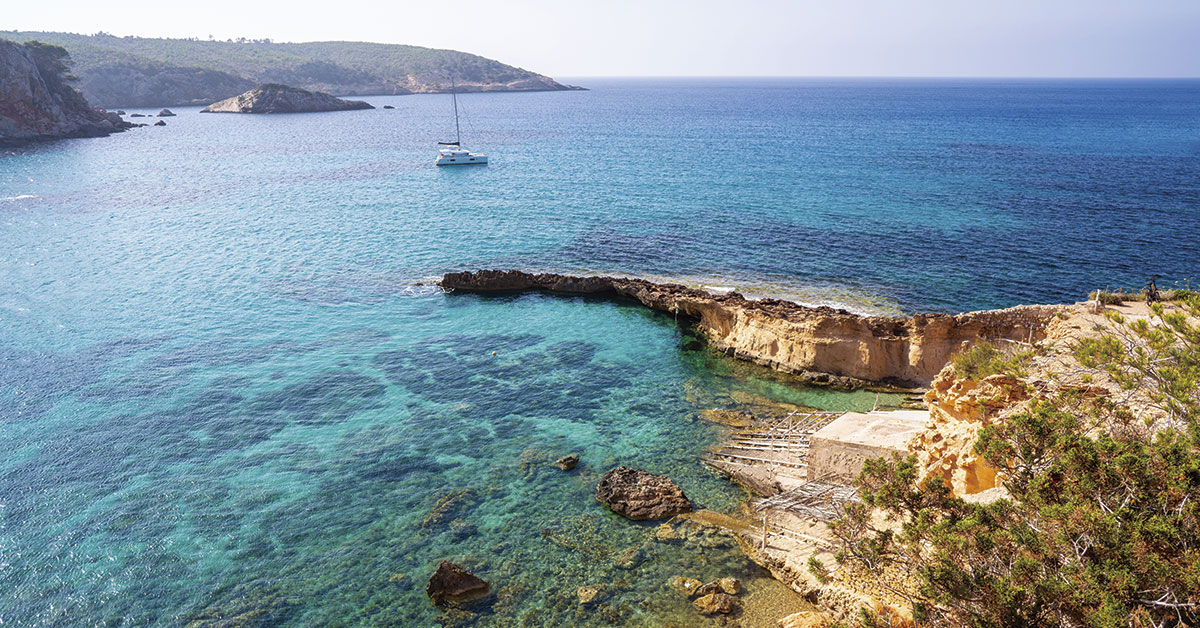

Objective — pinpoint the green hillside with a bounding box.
[0,31,579,108]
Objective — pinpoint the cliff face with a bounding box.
[200,84,374,113]
[0,40,130,145]
[440,270,1067,387]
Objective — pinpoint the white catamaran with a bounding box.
[436,78,487,166]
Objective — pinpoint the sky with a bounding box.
[6,0,1200,78]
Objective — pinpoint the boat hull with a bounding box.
[436,155,488,166]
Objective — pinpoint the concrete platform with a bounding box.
[806,410,928,481]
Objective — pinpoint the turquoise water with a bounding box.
[1,78,1198,626]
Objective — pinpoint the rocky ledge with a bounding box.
[440,270,1067,387]
[200,83,374,114]
[0,40,132,145]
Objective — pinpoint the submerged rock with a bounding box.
[576,585,608,605]
[201,83,374,113]
[693,592,738,615]
[555,454,580,470]
[426,561,489,604]
[668,576,703,596]
[596,466,694,520]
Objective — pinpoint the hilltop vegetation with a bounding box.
[0,31,579,108]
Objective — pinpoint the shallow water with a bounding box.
[1,78,1197,626]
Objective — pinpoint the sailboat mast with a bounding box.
[451,77,461,145]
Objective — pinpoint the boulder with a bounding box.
[201,83,375,113]
[555,454,580,471]
[595,466,693,520]
[116,110,126,115]
[129,113,146,117]
[667,576,703,596]
[153,120,166,126]
[693,592,737,615]
[157,108,175,117]
[425,561,489,605]
[696,578,741,596]
[576,585,607,605]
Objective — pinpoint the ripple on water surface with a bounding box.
[0,292,902,627]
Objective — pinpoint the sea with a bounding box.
[1,78,1198,626]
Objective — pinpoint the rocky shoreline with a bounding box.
[438,269,1099,625]
[440,270,1066,387]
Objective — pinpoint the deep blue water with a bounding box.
[1,78,1198,626]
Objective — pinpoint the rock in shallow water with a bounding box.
[555,454,580,470]
[595,466,694,520]
[426,561,489,604]
[693,592,738,615]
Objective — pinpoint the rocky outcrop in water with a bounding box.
[440,270,1067,387]
[595,466,694,520]
[0,39,131,145]
[426,561,489,604]
[200,84,374,113]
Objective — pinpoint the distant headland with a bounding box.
[0,31,586,109]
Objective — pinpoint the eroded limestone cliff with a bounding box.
[440,270,1067,387]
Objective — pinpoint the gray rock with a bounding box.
[157,108,175,117]
[200,83,374,114]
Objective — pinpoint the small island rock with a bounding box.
[595,466,693,520]
[201,83,375,114]
[153,120,166,126]
[425,561,489,605]
[157,108,175,117]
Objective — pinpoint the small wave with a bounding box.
[400,284,448,297]
[0,194,38,201]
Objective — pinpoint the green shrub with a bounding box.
[950,341,1033,380]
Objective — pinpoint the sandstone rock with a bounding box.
[576,585,607,605]
[555,454,580,471]
[201,83,374,113]
[157,108,175,117]
[699,409,755,428]
[668,576,703,596]
[425,561,489,604]
[440,270,1066,387]
[693,592,737,615]
[778,610,835,628]
[595,466,693,520]
[717,577,741,594]
[913,368,1032,496]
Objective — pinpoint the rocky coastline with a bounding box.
[0,39,132,146]
[440,270,1067,387]
[439,269,1108,625]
